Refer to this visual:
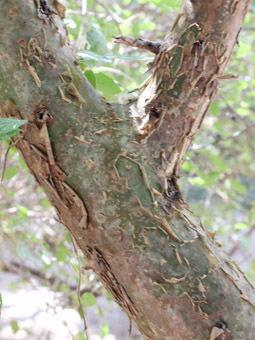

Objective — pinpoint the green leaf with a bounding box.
[209,154,228,172]
[237,41,251,57]
[0,118,26,140]
[81,292,96,307]
[78,50,152,65]
[78,50,110,63]
[40,196,51,208]
[84,70,96,88]
[181,160,192,171]
[17,205,28,220]
[106,291,112,301]
[16,244,30,259]
[3,166,18,180]
[24,329,32,336]
[206,171,219,187]
[248,208,255,224]
[55,244,70,261]
[2,220,12,233]
[72,331,87,340]
[86,29,107,55]
[105,53,152,61]
[229,178,247,194]
[94,72,121,96]
[132,21,140,36]
[18,155,27,170]
[8,282,15,290]
[188,176,205,186]
[235,222,248,230]
[9,146,18,155]
[209,101,219,115]
[100,323,109,339]
[87,0,93,9]
[236,107,250,116]
[10,320,19,334]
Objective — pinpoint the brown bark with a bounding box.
[0,1,254,339]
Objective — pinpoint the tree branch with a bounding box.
[113,35,161,54]
[0,1,254,339]
[134,0,252,180]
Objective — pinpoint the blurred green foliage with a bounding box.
[0,0,255,339]
[0,118,26,141]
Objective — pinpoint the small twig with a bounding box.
[54,218,89,339]
[1,141,11,184]
[191,119,255,152]
[113,35,161,54]
[70,234,89,340]
[218,74,239,80]
[128,314,133,338]
[96,0,122,36]
[228,225,255,257]
[74,16,87,52]
[214,123,255,145]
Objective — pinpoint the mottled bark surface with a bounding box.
[0,1,254,339]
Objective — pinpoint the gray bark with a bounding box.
[0,1,254,339]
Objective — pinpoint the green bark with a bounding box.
[0,1,254,339]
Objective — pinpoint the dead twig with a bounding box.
[70,234,89,340]
[113,35,161,54]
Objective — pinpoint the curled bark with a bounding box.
[135,0,252,180]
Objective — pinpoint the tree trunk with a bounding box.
[0,1,254,339]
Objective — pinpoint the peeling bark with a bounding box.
[0,1,254,339]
